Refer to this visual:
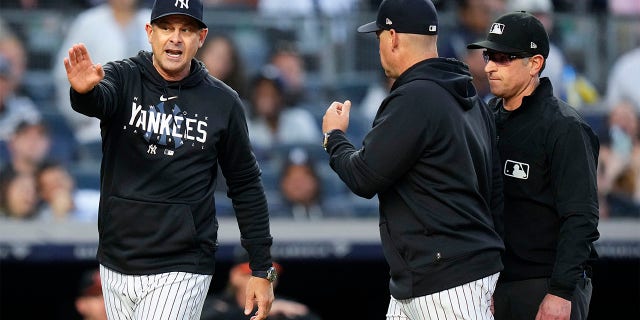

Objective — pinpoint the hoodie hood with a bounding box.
[130,51,209,89]
[392,57,478,110]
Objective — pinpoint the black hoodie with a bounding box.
[70,51,272,275]
[325,58,504,299]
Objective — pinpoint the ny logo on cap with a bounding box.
[385,18,393,25]
[175,0,189,9]
[490,23,505,35]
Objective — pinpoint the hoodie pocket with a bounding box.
[380,221,409,276]
[101,197,198,260]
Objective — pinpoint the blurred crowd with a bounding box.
[0,0,639,223]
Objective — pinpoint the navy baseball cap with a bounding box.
[357,0,438,35]
[467,11,549,58]
[150,0,207,29]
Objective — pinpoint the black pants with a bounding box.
[493,277,592,320]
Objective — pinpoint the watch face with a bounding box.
[323,133,329,150]
[266,266,278,282]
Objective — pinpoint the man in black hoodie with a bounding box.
[62,1,275,319]
[322,0,504,319]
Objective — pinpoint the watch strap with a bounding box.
[252,266,278,282]
[323,129,341,152]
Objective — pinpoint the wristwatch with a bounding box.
[252,266,278,283]
[322,129,339,152]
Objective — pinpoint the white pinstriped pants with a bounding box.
[387,272,499,320]
[100,264,212,320]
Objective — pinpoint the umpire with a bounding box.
[468,11,600,320]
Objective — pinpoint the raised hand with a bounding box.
[63,43,105,94]
[322,100,351,133]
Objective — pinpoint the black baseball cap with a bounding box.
[150,0,207,29]
[357,0,438,35]
[467,11,549,58]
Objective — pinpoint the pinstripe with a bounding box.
[147,273,159,319]
[149,273,169,320]
[386,273,499,320]
[482,277,488,318]
[446,288,460,319]
[467,283,482,319]
[162,272,180,319]
[102,265,134,320]
[103,266,118,319]
[460,283,471,319]
[101,266,113,319]
[193,276,211,318]
[411,296,422,319]
[183,274,196,319]
[423,295,438,319]
[469,282,477,320]
[425,295,434,319]
[444,291,452,319]
[112,268,124,320]
[174,273,189,320]
[128,275,135,306]
[100,265,211,320]
[150,272,169,320]
[441,291,450,319]
[432,293,442,320]
[189,275,201,318]
[426,295,435,320]
[387,296,408,320]
[481,277,488,318]
[145,273,164,320]
[455,284,471,319]
[190,273,208,319]
[103,267,115,319]
[125,273,136,306]
[478,277,485,319]
[139,274,152,320]
[166,273,184,319]
[418,295,429,319]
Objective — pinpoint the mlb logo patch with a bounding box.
[490,23,505,35]
[504,160,529,179]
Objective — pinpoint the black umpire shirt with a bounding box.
[489,77,600,300]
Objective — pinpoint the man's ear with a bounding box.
[530,55,545,76]
[389,29,399,50]
[198,28,208,48]
[145,23,153,44]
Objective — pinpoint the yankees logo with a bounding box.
[175,0,189,9]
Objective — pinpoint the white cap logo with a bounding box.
[490,23,505,35]
[175,0,189,9]
[530,42,538,49]
[429,25,437,32]
[385,18,393,25]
